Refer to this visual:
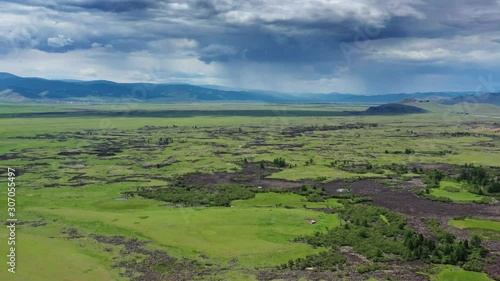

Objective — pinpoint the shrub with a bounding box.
[487,182,500,193]
[273,157,287,168]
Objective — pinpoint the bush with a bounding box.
[426,219,455,243]
[487,182,500,193]
[282,249,346,270]
[314,176,328,182]
[273,157,287,168]
[139,184,255,207]
[425,195,453,203]
[423,170,446,188]
[306,193,325,202]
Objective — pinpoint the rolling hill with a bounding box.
[439,93,500,106]
[365,103,429,114]
[0,72,492,104]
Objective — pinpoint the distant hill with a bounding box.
[0,73,285,102]
[439,93,500,106]
[365,103,429,114]
[303,92,468,103]
[0,72,18,79]
[0,72,482,103]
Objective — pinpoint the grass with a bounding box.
[379,214,389,224]
[430,181,486,202]
[429,188,484,202]
[431,265,492,281]
[1,102,499,280]
[2,182,341,280]
[0,231,119,281]
[448,218,500,233]
[231,192,343,209]
[0,179,343,279]
[26,205,340,267]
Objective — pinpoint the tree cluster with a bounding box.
[139,184,255,207]
[403,228,486,271]
[293,205,408,263]
[298,185,327,202]
[422,170,446,188]
[287,204,488,272]
[458,164,500,194]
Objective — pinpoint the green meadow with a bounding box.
[430,181,486,202]
[1,182,340,280]
[431,266,493,281]
[448,218,500,233]
[232,192,343,209]
[1,102,499,280]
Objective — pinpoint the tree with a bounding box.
[470,235,482,249]
[273,157,287,168]
[487,182,500,193]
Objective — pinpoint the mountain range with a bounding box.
[439,92,500,106]
[0,72,498,104]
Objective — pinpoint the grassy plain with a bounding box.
[0,102,499,280]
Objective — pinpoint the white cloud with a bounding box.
[216,0,424,27]
[0,47,220,85]
[363,35,500,66]
[79,67,98,77]
[47,34,73,48]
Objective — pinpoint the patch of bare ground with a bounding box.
[90,234,214,281]
[256,262,427,281]
[471,126,500,133]
[61,228,84,239]
[484,255,500,280]
[337,180,499,219]
[281,123,378,136]
[409,163,457,172]
[180,162,303,190]
[339,246,369,264]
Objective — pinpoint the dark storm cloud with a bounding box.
[1,0,160,13]
[1,0,500,93]
[64,0,158,13]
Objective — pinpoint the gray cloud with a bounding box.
[0,0,499,93]
[198,44,239,63]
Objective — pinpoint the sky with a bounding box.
[1,0,500,94]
